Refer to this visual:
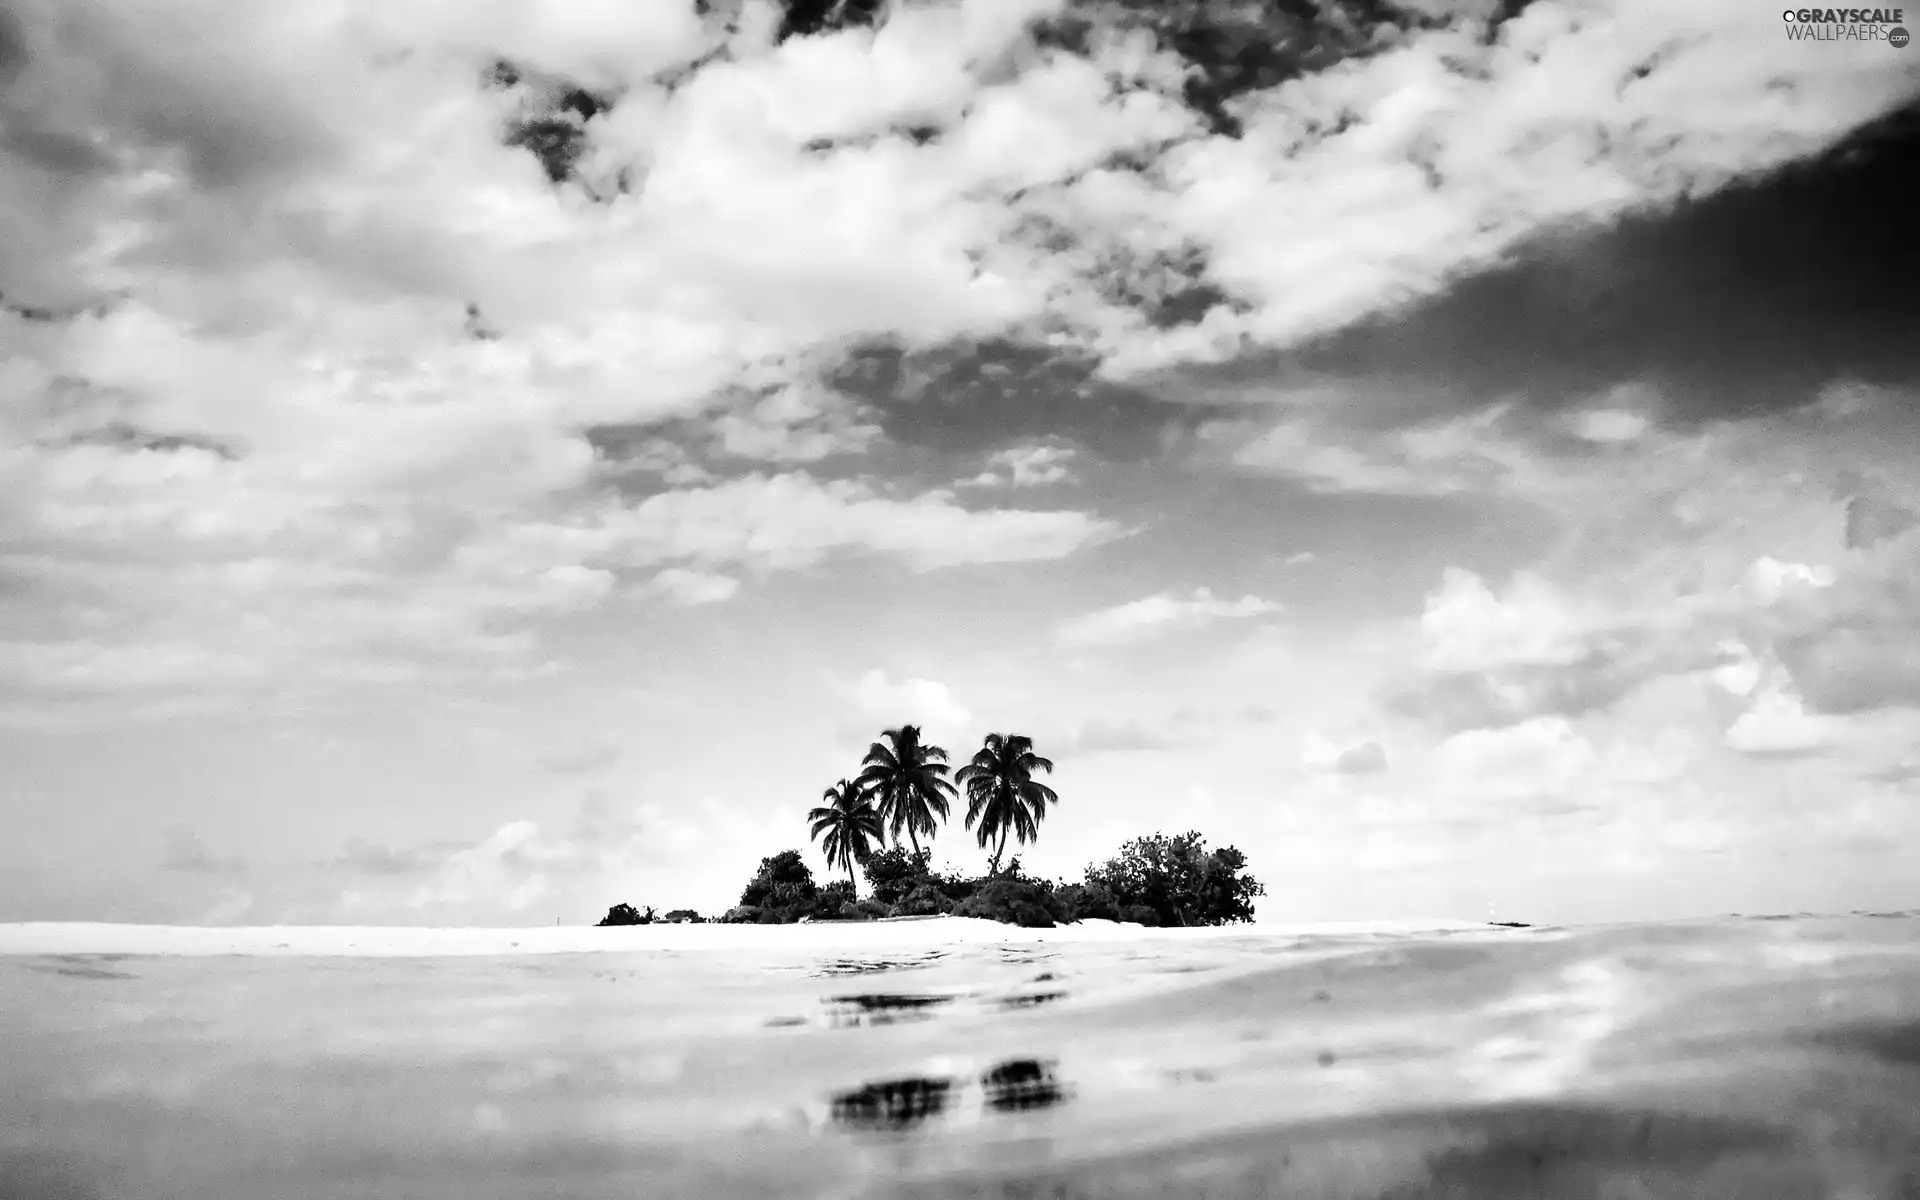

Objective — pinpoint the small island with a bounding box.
[596,725,1264,930]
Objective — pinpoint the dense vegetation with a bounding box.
[598,724,1264,928]
[710,831,1262,928]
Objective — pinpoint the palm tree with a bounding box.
[955,733,1058,877]
[856,725,956,858]
[808,779,885,892]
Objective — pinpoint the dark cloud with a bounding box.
[0,4,336,191]
[1841,472,1920,550]
[53,422,238,459]
[1779,627,1920,717]
[1031,0,1515,138]
[1378,652,1692,735]
[1282,103,1920,426]
[830,339,1223,463]
[1329,740,1388,774]
[486,59,630,199]
[776,0,886,43]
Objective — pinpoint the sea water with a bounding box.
[3,914,1919,1198]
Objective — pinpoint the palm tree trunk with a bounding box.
[992,826,1008,877]
[907,825,921,857]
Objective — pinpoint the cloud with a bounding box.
[533,738,625,776]
[606,472,1122,574]
[1083,0,1917,375]
[1061,707,1223,755]
[332,837,454,878]
[1432,717,1599,803]
[1058,587,1281,648]
[1302,733,1389,775]
[962,443,1078,488]
[322,791,791,922]
[1724,668,1836,758]
[1,0,1908,734]
[636,567,741,607]
[835,668,973,731]
[160,825,245,875]
[1418,567,1617,673]
[1067,717,1181,753]
[1217,402,1546,498]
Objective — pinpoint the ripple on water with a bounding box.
[808,952,948,978]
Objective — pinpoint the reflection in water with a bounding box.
[829,1076,954,1131]
[981,1058,1066,1113]
[822,993,957,1028]
[37,963,136,981]
[0,1150,100,1200]
[996,991,1066,1011]
[6,916,1920,1198]
[827,1059,1069,1134]
[1812,1019,1920,1068]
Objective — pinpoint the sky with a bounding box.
[2,0,1917,928]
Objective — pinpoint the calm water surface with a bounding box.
[4,915,1920,1198]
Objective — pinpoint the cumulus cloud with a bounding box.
[325,791,789,922]
[1057,587,1281,648]
[1357,382,1920,739]
[835,668,972,730]
[962,443,1078,488]
[636,567,742,607]
[1302,732,1389,775]
[1724,668,1837,758]
[1418,568,1616,673]
[1087,0,1917,374]
[2,0,1908,733]
[606,472,1121,573]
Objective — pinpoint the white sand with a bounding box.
[0,916,1488,957]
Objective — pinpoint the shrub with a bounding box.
[1049,882,1119,923]
[895,882,955,916]
[811,880,856,919]
[740,850,817,909]
[1083,831,1265,926]
[931,865,977,904]
[862,846,935,906]
[954,879,1056,928]
[855,897,892,919]
[595,903,652,926]
[662,909,702,924]
[719,905,759,924]
[836,900,872,920]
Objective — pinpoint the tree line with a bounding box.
[597,723,1264,928]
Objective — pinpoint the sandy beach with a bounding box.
[0,916,1491,957]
